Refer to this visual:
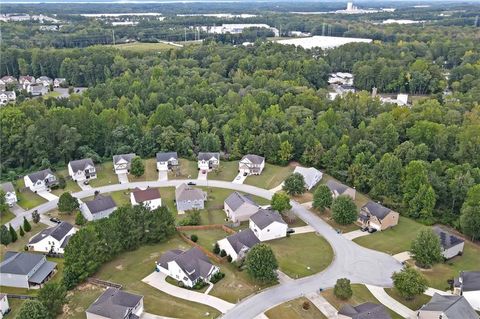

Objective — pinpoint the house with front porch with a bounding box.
[113,153,136,175]
[239,154,265,175]
[197,152,220,171]
[358,201,398,231]
[68,158,96,182]
[28,222,77,254]
[1,182,17,207]
[156,152,178,171]
[24,169,58,192]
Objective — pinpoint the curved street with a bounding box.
[5,179,403,318]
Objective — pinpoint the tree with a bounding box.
[75,211,86,226]
[24,216,32,231]
[0,190,8,215]
[278,141,293,165]
[370,153,402,199]
[16,300,50,319]
[37,282,67,318]
[58,192,79,214]
[331,196,357,225]
[460,184,480,240]
[130,156,145,177]
[283,173,306,196]
[9,224,17,243]
[0,225,11,246]
[32,211,40,224]
[334,278,353,300]
[402,160,429,206]
[408,184,436,221]
[313,184,333,212]
[410,228,443,268]
[271,192,292,213]
[246,243,278,283]
[19,225,25,237]
[392,267,428,300]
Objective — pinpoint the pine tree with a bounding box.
[23,216,32,232]
[19,226,25,237]
[9,224,18,243]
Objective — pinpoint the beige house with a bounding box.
[326,180,356,200]
[358,201,399,231]
[224,191,259,222]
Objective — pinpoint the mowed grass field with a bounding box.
[266,297,327,319]
[245,163,295,189]
[384,288,431,311]
[111,42,179,53]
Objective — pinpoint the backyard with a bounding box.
[384,288,431,311]
[0,222,48,257]
[245,163,295,189]
[59,283,105,319]
[265,297,327,319]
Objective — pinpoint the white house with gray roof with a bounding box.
[80,195,117,221]
[224,191,259,223]
[454,271,480,311]
[293,166,323,190]
[113,153,136,175]
[417,293,478,319]
[0,251,57,289]
[27,83,48,96]
[326,180,356,200]
[1,182,17,207]
[433,226,464,259]
[156,247,219,288]
[28,222,77,254]
[338,302,391,319]
[24,169,58,192]
[0,293,9,318]
[197,152,220,171]
[130,188,162,210]
[53,78,66,88]
[175,183,207,211]
[217,229,260,262]
[249,209,288,242]
[156,152,178,171]
[86,287,144,319]
[68,158,96,182]
[358,201,398,231]
[239,154,265,175]
[36,76,53,87]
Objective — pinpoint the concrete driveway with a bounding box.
[290,225,316,235]
[197,170,208,180]
[366,285,415,318]
[117,173,129,184]
[77,181,92,191]
[36,191,59,201]
[342,229,370,240]
[232,172,247,184]
[10,203,26,216]
[158,171,168,181]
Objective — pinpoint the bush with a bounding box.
[331,196,357,225]
[190,234,198,242]
[334,278,353,300]
[220,249,227,257]
[213,242,220,254]
[302,301,310,310]
[178,211,201,226]
[75,212,86,226]
[193,280,207,290]
[392,267,428,300]
[227,255,232,262]
[210,272,225,284]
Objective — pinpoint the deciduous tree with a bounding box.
[58,192,79,214]
[313,185,333,212]
[37,282,67,318]
[334,278,353,300]
[271,192,292,213]
[331,196,357,225]
[16,300,50,319]
[410,228,443,268]
[246,243,278,283]
[392,267,428,300]
[283,173,306,196]
[130,156,145,177]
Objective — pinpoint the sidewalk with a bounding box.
[366,284,415,318]
[306,292,338,319]
[425,287,452,296]
[269,182,284,193]
[392,251,411,263]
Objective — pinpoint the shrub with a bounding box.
[23,217,32,232]
[334,278,353,300]
[302,301,310,310]
[193,280,207,290]
[190,234,198,242]
[220,249,227,257]
[75,212,86,226]
[227,255,232,262]
[213,242,220,254]
[392,267,428,300]
[210,272,225,284]
[178,211,201,226]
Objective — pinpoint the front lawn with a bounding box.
[129,158,158,182]
[0,210,16,225]
[353,217,426,255]
[183,228,230,251]
[245,163,295,189]
[265,297,327,319]
[15,178,47,210]
[384,288,431,311]
[209,161,239,181]
[314,208,359,233]
[269,233,333,279]
[168,158,198,179]
[88,161,117,188]
[51,168,81,196]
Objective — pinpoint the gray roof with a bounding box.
[87,287,143,319]
[361,202,392,220]
[69,158,95,173]
[0,182,15,193]
[158,247,215,282]
[175,183,205,202]
[420,294,478,319]
[29,222,74,244]
[326,180,349,194]
[241,154,265,165]
[226,229,260,254]
[156,152,178,162]
[27,169,55,183]
[85,196,117,214]
[28,261,57,284]
[433,226,464,250]
[293,166,322,187]
[224,192,258,212]
[37,76,52,81]
[60,235,72,248]
[338,302,391,319]
[459,271,480,292]
[1,251,45,275]
[250,209,286,230]
[198,152,220,161]
[113,153,136,165]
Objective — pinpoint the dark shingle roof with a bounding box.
[132,188,161,203]
[433,227,464,250]
[420,294,478,319]
[85,196,116,214]
[224,192,258,212]
[460,271,480,292]
[156,152,178,162]
[250,209,286,230]
[361,202,391,220]
[241,154,265,165]
[158,247,215,282]
[338,302,391,319]
[326,180,348,194]
[113,153,136,165]
[27,169,55,183]
[198,152,220,161]
[226,229,260,254]
[0,251,45,275]
[69,158,95,173]
[0,182,15,193]
[29,222,74,244]
[86,288,143,319]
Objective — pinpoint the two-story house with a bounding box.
[224,191,259,223]
[113,153,136,175]
[239,154,265,175]
[24,169,58,192]
[416,293,478,319]
[156,152,178,171]
[454,271,480,311]
[80,195,117,221]
[130,187,162,210]
[197,152,220,172]
[36,76,53,87]
[217,229,260,262]
[28,222,77,254]
[53,78,66,87]
[19,75,36,89]
[0,182,17,207]
[86,288,144,319]
[68,158,97,182]
[358,201,398,231]
[249,209,288,242]
[175,183,207,211]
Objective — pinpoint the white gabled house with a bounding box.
[27,84,48,96]
[217,229,260,262]
[1,182,17,207]
[113,153,136,175]
[239,154,265,175]
[28,222,77,254]
[0,91,16,105]
[0,76,17,85]
[130,188,162,210]
[293,166,323,190]
[249,209,288,242]
[156,152,178,171]
[454,271,480,311]
[197,152,220,171]
[0,293,9,318]
[156,247,219,288]
[19,75,35,89]
[68,158,96,182]
[24,169,58,193]
[36,76,53,87]
[80,196,117,221]
[53,78,66,88]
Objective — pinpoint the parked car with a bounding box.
[50,217,61,224]
[243,172,248,176]
[361,227,368,232]
[83,180,89,185]
[368,228,377,234]
[287,228,295,234]
[187,182,196,186]
[201,170,206,174]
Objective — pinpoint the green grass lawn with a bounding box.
[0,222,48,257]
[93,235,221,318]
[159,187,178,214]
[314,207,359,233]
[322,284,403,319]
[59,284,105,319]
[51,176,81,196]
[183,228,230,251]
[111,42,179,53]
[266,297,327,319]
[269,233,333,278]
[245,163,295,189]
[168,158,198,179]
[88,161,117,188]
[15,178,47,210]
[129,158,158,182]
[6,298,25,318]
[384,288,431,311]
[353,217,426,255]
[209,161,239,181]
[0,210,16,225]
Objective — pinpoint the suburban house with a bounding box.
[130,187,162,210]
[197,152,220,171]
[0,76,17,84]
[0,294,9,319]
[293,166,323,190]
[217,229,260,262]
[249,209,288,242]
[454,271,480,311]
[1,182,17,207]
[68,158,97,182]
[86,288,144,319]
[224,191,259,223]
[156,152,178,171]
[326,180,356,200]
[80,195,117,221]
[338,302,391,319]
[156,247,220,288]
[416,293,478,319]
[28,222,77,254]
[358,201,399,231]
[239,154,265,175]
[36,76,53,87]
[24,169,58,192]
[433,226,465,259]
[53,78,66,87]
[27,84,48,96]
[175,183,207,211]
[0,91,16,105]
[19,75,35,89]
[113,153,136,174]
[0,251,57,289]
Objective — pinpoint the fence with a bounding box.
[87,277,122,289]
[7,294,36,300]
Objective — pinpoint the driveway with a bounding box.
[197,171,208,180]
[142,272,234,313]
[117,173,129,184]
[10,203,26,216]
[365,285,415,318]
[141,313,178,319]
[392,251,411,263]
[269,182,284,193]
[77,181,92,191]
[306,292,338,318]
[290,225,316,235]
[232,172,247,184]
[158,171,168,181]
[40,215,58,227]
[342,229,370,240]
[36,191,59,201]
